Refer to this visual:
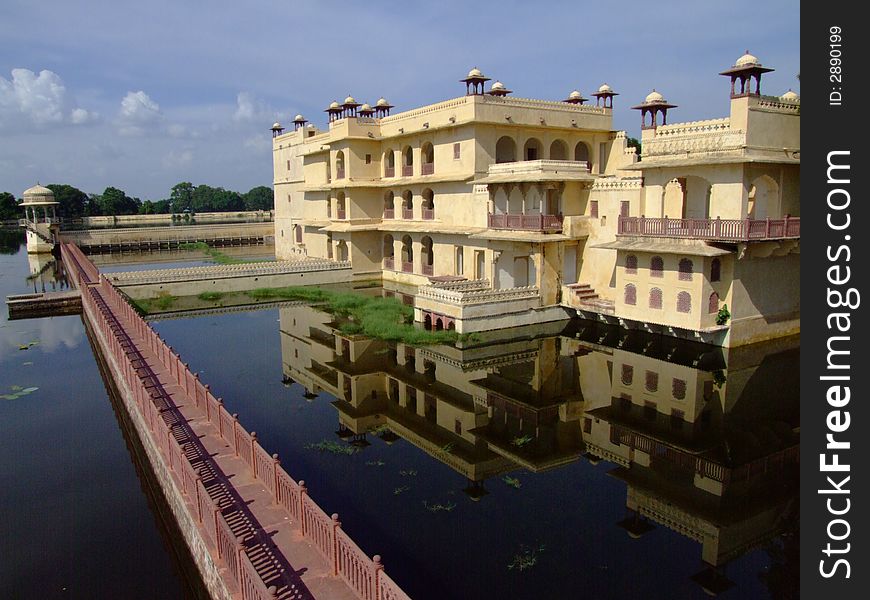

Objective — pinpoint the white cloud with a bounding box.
[118,90,162,135]
[0,68,96,129]
[162,148,193,168]
[233,91,275,123]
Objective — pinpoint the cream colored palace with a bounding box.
[272,53,799,347]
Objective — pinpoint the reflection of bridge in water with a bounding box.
[280,302,799,594]
[60,243,411,600]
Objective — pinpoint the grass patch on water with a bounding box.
[304,439,359,455]
[198,291,224,301]
[246,286,459,346]
[178,241,254,265]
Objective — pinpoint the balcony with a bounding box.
[402,208,413,220]
[617,215,800,241]
[383,208,395,219]
[384,166,395,178]
[402,261,413,273]
[487,213,564,232]
[383,257,394,270]
[422,208,434,220]
[421,163,434,176]
[422,264,433,276]
[402,165,413,177]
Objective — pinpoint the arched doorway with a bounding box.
[496,136,517,163]
[337,240,349,261]
[748,175,780,219]
[550,139,568,160]
[383,234,395,269]
[422,189,435,220]
[421,236,434,276]
[401,235,413,272]
[523,138,542,161]
[383,191,395,218]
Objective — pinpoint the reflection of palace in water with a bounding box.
[278,304,798,590]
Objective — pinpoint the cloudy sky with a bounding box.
[0,0,799,201]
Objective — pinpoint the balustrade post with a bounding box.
[765,216,771,238]
[373,555,384,600]
[331,513,342,576]
[183,363,190,395]
[232,413,240,454]
[638,215,645,235]
[235,542,246,585]
[250,432,258,475]
[744,217,751,240]
[194,476,203,521]
[272,454,280,502]
[267,586,278,599]
[299,480,308,536]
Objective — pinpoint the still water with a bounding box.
[1,235,799,599]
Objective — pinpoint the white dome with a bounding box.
[598,83,613,93]
[376,97,390,107]
[344,95,357,105]
[271,122,283,129]
[736,51,759,67]
[569,90,583,99]
[360,103,372,111]
[293,114,305,121]
[491,81,505,91]
[780,89,800,101]
[328,101,340,109]
[21,184,57,205]
[645,89,665,103]
[467,67,483,78]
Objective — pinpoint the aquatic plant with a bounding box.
[304,440,359,455]
[511,434,534,447]
[154,295,177,310]
[365,460,386,467]
[440,442,455,454]
[1,386,39,400]
[198,291,224,301]
[399,469,417,477]
[369,424,390,435]
[502,476,522,489]
[393,486,411,495]
[423,500,456,513]
[507,544,546,571]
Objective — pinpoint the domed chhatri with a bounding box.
[563,90,588,105]
[376,97,390,107]
[22,183,56,204]
[374,97,394,117]
[291,114,308,131]
[358,103,375,117]
[631,90,677,129]
[488,80,512,97]
[343,95,357,105]
[328,100,340,109]
[270,121,285,137]
[591,83,619,108]
[460,67,491,95]
[293,114,305,122]
[719,51,774,97]
[325,100,343,122]
[780,89,800,102]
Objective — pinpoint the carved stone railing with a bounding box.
[618,215,800,241]
[418,284,539,306]
[487,158,589,175]
[107,259,352,285]
[643,125,746,157]
[488,213,563,232]
[653,118,731,138]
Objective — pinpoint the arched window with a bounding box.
[337,240,348,262]
[421,142,434,175]
[650,256,664,277]
[549,139,568,160]
[402,146,413,176]
[523,138,543,161]
[421,236,434,276]
[574,142,590,164]
[672,379,687,400]
[625,254,638,274]
[336,191,346,219]
[649,287,663,309]
[422,188,435,220]
[677,291,692,313]
[708,291,719,314]
[495,136,517,163]
[402,190,413,219]
[335,151,345,179]
[621,364,634,385]
[678,258,693,281]
[645,371,658,392]
[401,235,413,272]
[384,151,396,177]
[383,191,395,218]
[710,258,721,282]
[624,284,637,306]
[383,234,394,269]
[294,225,302,244]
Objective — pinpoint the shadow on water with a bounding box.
[82,316,209,600]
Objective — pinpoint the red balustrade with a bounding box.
[402,208,413,220]
[383,208,395,219]
[617,215,801,241]
[401,165,413,177]
[384,167,395,178]
[383,257,394,270]
[421,163,434,176]
[487,213,563,232]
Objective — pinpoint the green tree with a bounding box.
[0,191,20,221]
[243,186,273,210]
[46,184,89,218]
[97,187,141,215]
[170,182,195,213]
[626,136,642,158]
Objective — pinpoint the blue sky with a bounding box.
[0,0,799,200]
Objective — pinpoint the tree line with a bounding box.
[0,182,274,221]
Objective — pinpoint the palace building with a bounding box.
[272,54,800,347]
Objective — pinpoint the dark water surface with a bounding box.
[1,237,799,599]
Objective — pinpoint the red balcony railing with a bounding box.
[383,208,395,219]
[383,257,394,270]
[422,264,433,276]
[422,208,434,220]
[402,165,413,177]
[617,215,801,241]
[384,166,395,178]
[402,208,413,220]
[336,168,345,179]
[421,163,434,176]
[402,261,413,273]
[487,213,564,232]
[336,209,346,220]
